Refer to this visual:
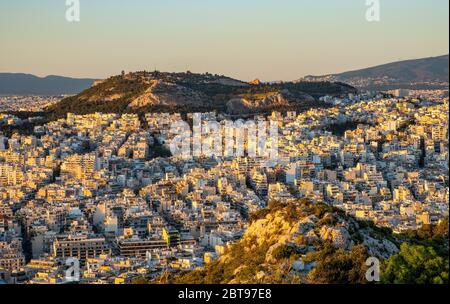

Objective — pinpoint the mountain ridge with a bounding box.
[3,55,447,96]
[0,73,96,95]
[302,55,449,90]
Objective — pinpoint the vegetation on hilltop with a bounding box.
[305,244,370,284]
[398,217,449,257]
[379,218,449,284]
[47,76,146,119]
[46,71,357,119]
[381,243,448,284]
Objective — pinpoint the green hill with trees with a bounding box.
[46,71,357,119]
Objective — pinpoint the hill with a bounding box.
[47,71,356,118]
[157,200,448,284]
[0,73,96,95]
[303,55,449,90]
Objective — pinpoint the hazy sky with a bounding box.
[0,0,448,81]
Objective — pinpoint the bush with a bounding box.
[271,245,299,260]
[307,244,369,284]
[381,243,449,284]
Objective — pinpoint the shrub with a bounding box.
[381,243,449,284]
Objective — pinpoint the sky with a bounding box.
[0,0,448,81]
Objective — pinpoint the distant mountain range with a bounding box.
[2,55,448,96]
[302,55,449,90]
[0,73,96,95]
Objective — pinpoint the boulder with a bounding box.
[319,226,353,249]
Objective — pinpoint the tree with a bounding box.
[381,243,449,284]
[307,244,369,284]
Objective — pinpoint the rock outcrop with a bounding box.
[129,80,207,108]
[173,200,401,284]
[226,90,315,114]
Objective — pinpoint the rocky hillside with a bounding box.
[47,71,356,118]
[226,90,316,115]
[166,200,398,284]
[165,200,448,284]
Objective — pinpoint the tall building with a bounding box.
[162,228,181,248]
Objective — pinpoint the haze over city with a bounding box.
[0,0,449,81]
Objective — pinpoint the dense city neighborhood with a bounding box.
[0,91,448,284]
